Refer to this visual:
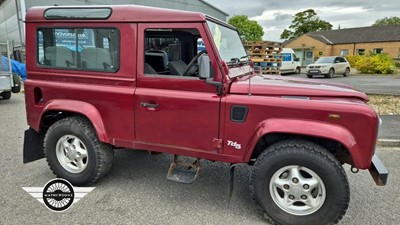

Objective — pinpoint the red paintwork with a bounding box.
[25,5,379,170]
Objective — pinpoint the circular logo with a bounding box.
[42,179,75,212]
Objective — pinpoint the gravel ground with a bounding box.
[0,93,398,225]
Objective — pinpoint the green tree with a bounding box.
[372,16,400,26]
[280,9,332,40]
[228,15,264,41]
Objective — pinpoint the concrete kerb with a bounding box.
[377,139,400,148]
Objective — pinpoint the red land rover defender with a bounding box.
[23,5,387,225]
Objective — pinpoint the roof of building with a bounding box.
[199,0,229,17]
[285,25,400,45]
[308,25,400,44]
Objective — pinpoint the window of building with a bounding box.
[37,27,120,72]
[373,48,383,54]
[357,49,365,55]
[340,49,349,56]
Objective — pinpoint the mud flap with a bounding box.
[23,128,45,163]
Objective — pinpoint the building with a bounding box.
[0,0,228,53]
[284,25,400,67]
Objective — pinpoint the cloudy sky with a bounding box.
[206,0,400,41]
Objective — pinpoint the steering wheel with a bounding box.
[182,50,207,76]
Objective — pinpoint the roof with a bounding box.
[307,25,400,44]
[26,5,207,23]
[284,25,400,46]
[199,0,229,17]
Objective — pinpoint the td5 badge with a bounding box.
[227,140,241,150]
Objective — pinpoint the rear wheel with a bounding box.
[1,91,11,99]
[11,74,21,93]
[343,67,350,77]
[44,116,113,186]
[249,140,349,225]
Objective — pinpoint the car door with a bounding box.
[134,22,223,156]
[334,57,346,74]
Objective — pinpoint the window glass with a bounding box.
[357,49,365,55]
[44,8,112,20]
[37,27,119,72]
[144,28,213,78]
[340,49,349,56]
[373,48,383,54]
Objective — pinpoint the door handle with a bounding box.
[140,102,159,108]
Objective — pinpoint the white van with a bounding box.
[280,48,301,74]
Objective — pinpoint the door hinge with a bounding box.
[212,138,222,149]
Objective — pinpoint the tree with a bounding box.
[372,17,400,26]
[280,9,332,40]
[228,15,264,41]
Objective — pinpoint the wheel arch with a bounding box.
[38,99,109,143]
[244,119,361,167]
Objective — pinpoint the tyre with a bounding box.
[249,140,349,225]
[307,74,313,78]
[295,67,301,74]
[1,91,11,99]
[11,74,21,93]
[327,68,335,78]
[343,68,350,77]
[44,116,113,186]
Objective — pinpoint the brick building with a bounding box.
[283,25,400,67]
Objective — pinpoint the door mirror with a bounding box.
[198,54,211,79]
[294,57,299,62]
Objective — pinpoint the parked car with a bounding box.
[23,5,387,225]
[306,56,350,78]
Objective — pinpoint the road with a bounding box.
[292,73,400,95]
[1,94,399,225]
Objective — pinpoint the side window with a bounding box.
[37,27,120,72]
[144,28,213,77]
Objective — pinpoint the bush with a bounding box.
[346,53,396,74]
[345,55,358,67]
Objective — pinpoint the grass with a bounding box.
[368,94,400,115]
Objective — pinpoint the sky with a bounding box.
[206,0,400,42]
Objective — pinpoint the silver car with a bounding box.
[306,56,351,78]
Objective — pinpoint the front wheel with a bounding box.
[1,91,11,99]
[249,140,349,225]
[44,116,113,186]
[307,74,313,78]
[295,67,301,74]
[326,68,335,78]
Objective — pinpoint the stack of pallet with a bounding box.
[244,41,282,75]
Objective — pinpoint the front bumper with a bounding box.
[306,68,329,75]
[369,154,388,186]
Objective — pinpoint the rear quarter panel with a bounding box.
[25,23,137,147]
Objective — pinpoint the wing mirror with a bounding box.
[198,54,211,79]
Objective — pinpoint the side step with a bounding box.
[167,155,201,184]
